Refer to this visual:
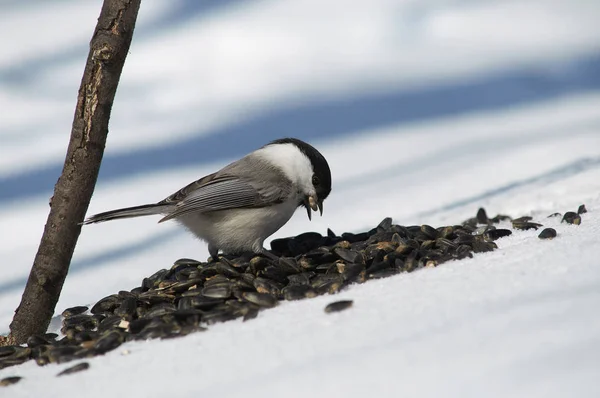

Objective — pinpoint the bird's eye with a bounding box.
[312,175,320,186]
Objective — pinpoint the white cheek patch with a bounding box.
[256,143,314,195]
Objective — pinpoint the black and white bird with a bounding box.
[83,138,332,260]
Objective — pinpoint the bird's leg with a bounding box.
[208,244,220,262]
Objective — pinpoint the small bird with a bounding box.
[83,138,332,260]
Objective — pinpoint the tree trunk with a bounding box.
[3,0,142,345]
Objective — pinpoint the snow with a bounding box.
[1,0,600,397]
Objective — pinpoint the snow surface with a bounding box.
[1,0,600,397]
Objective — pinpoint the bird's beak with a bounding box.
[304,195,322,221]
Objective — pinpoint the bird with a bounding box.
[83,138,332,261]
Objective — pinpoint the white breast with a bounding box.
[176,198,299,255]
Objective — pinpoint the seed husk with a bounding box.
[62,306,89,318]
[90,295,121,315]
[0,376,22,386]
[562,212,581,225]
[333,248,364,264]
[324,300,353,313]
[241,291,278,308]
[57,362,90,377]
[201,283,232,299]
[538,228,557,240]
[93,331,125,355]
[114,297,137,320]
[512,221,543,231]
[483,228,512,241]
[282,285,318,301]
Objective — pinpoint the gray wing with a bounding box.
[158,165,291,223]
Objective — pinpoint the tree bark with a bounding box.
[3,0,142,345]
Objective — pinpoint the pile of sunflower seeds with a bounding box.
[0,205,588,376]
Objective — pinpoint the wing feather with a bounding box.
[158,175,287,222]
[157,154,294,223]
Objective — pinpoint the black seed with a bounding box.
[282,285,317,301]
[142,269,169,290]
[46,346,78,364]
[483,228,512,241]
[377,217,393,232]
[57,362,90,377]
[114,297,137,320]
[260,266,289,284]
[74,331,97,344]
[435,238,457,249]
[177,296,194,310]
[97,315,122,333]
[90,295,121,315]
[476,208,489,225]
[577,204,587,214]
[311,274,344,295]
[190,296,225,310]
[472,241,497,253]
[420,225,439,240]
[368,268,400,279]
[243,308,260,322]
[512,221,543,231]
[173,258,201,267]
[454,233,475,244]
[93,331,125,355]
[241,292,278,308]
[276,257,302,274]
[172,309,204,326]
[143,303,176,318]
[214,262,241,278]
[325,300,353,313]
[201,284,232,299]
[0,376,22,386]
[62,314,98,333]
[26,335,51,348]
[366,261,391,275]
[562,212,581,225]
[138,292,175,305]
[128,318,152,334]
[489,214,512,223]
[538,228,557,240]
[287,273,312,286]
[0,346,17,358]
[202,310,239,325]
[62,306,89,318]
[253,277,283,297]
[334,248,364,264]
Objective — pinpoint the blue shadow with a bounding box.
[0,230,178,294]
[0,0,248,88]
[1,52,600,204]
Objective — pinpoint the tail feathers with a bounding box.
[83,203,172,225]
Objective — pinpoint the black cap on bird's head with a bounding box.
[269,138,332,220]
